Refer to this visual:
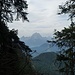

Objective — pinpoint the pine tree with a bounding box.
[48,22,75,75]
[0,0,35,75]
[48,1,75,75]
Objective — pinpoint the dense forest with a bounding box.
[0,0,75,75]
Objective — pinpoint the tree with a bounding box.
[0,0,28,52]
[58,0,75,22]
[0,0,35,75]
[48,0,75,75]
[0,0,29,23]
[48,22,75,75]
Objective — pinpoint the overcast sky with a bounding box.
[8,0,70,37]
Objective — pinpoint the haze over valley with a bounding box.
[20,33,59,57]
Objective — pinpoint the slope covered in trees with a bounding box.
[33,52,59,75]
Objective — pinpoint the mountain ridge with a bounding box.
[20,33,59,57]
[31,43,59,57]
[20,33,47,47]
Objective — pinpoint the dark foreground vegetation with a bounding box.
[0,0,75,75]
[48,0,75,75]
[0,0,36,75]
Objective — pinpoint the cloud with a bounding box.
[8,0,69,37]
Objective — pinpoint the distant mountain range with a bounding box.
[20,33,62,75]
[20,33,59,57]
[20,33,47,47]
[31,43,59,57]
[32,52,60,75]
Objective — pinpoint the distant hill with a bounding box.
[20,33,59,57]
[31,43,59,57]
[20,33,47,47]
[32,52,60,75]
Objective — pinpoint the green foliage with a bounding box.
[48,23,75,75]
[58,0,75,22]
[0,26,35,75]
[53,22,75,48]
[0,0,29,22]
[48,1,75,75]
[0,0,36,75]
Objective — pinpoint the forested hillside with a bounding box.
[33,52,60,75]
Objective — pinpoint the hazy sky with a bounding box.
[8,0,70,37]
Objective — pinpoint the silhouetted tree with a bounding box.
[0,0,35,75]
[48,22,75,75]
[48,1,75,75]
[0,0,29,22]
[0,0,28,52]
[58,0,75,23]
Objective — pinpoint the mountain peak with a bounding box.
[20,33,47,47]
[31,33,42,39]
